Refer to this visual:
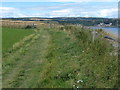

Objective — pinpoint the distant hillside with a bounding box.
[51,17,118,27]
[2,17,118,27]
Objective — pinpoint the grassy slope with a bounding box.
[2,27,34,53]
[3,26,118,88]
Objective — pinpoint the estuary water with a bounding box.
[90,26,119,37]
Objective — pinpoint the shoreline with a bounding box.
[85,26,119,49]
[88,26,119,40]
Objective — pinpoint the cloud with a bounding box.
[0,7,15,11]
[52,9,71,13]
[0,7,16,17]
[48,0,119,2]
[0,2,118,18]
[0,7,29,18]
[50,9,72,17]
[1,0,119,2]
[99,8,118,17]
[0,7,16,14]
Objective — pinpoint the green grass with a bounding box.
[2,27,34,54]
[2,26,118,88]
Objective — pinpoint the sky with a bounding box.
[0,0,119,18]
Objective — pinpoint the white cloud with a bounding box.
[48,0,119,2]
[1,0,119,2]
[99,8,118,17]
[0,7,29,18]
[0,7,16,13]
[52,9,71,13]
[0,7,16,17]
[0,7,15,11]
[0,2,118,18]
[50,9,72,17]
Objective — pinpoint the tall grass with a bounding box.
[30,26,118,88]
[2,24,118,88]
[63,25,118,88]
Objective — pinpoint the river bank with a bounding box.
[88,26,119,50]
[89,26,118,37]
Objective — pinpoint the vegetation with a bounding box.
[2,17,118,26]
[2,24,118,88]
[56,19,117,26]
[2,27,35,54]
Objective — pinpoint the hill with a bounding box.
[2,17,118,27]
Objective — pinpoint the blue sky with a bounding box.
[1,1,119,18]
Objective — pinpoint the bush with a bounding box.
[25,25,36,29]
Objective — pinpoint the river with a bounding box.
[90,26,119,37]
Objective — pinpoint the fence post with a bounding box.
[92,29,95,43]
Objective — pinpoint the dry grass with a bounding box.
[2,20,45,28]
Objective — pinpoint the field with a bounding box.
[2,21,118,88]
[2,27,35,54]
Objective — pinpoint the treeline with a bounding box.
[51,17,118,26]
[2,18,45,21]
[2,17,118,27]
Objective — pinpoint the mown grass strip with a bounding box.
[2,32,40,82]
[2,27,34,54]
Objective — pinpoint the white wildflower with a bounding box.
[77,80,83,83]
[73,85,75,87]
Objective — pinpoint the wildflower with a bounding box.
[77,80,83,83]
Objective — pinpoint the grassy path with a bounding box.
[3,29,51,88]
[3,28,118,88]
[3,29,82,88]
